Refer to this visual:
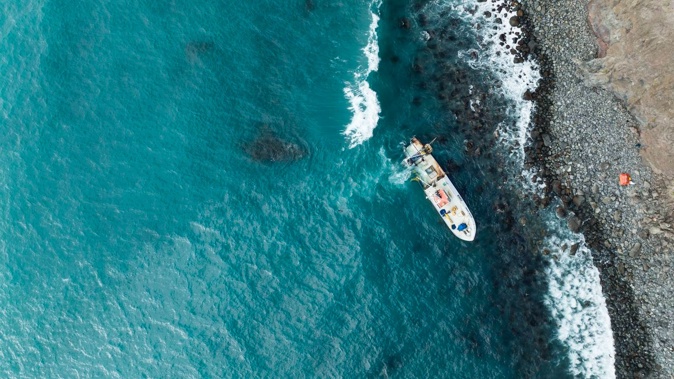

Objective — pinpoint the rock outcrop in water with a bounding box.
[582,0,674,179]
[244,127,307,162]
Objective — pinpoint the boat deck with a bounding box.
[404,138,476,241]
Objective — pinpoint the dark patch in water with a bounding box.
[305,0,315,12]
[244,126,307,162]
[185,40,215,57]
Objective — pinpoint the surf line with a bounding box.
[343,0,382,149]
[456,0,617,376]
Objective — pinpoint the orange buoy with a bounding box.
[619,173,632,186]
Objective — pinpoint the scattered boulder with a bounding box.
[572,195,585,206]
[613,210,622,222]
[567,216,582,233]
[556,205,567,218]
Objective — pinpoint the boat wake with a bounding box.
[343,0,382,149]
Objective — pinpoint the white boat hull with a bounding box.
[403,137,476,241]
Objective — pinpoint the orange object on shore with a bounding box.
[619,173,632,186]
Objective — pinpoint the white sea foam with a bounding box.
[450,1,615,376]
[343,0,382,148]
[454,0,542,191]
[543,213,616,378]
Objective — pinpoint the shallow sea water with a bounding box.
[0,0,613,377]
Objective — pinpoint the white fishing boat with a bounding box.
[403,137,476,241]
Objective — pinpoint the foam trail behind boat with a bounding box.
[343,0,382,148]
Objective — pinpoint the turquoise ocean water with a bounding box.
[0,0,614,377]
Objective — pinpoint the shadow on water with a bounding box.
[370,0,572,377]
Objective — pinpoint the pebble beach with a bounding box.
[518,0,674,376]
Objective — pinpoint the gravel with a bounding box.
[517,0,674,377]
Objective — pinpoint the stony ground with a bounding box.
[516,0,674,377]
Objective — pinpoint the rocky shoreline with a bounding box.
[516,0,674,377]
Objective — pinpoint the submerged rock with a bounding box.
[567,216,582,233]
[245,128,307,162]
[185,41,215,57]
[305,0,315,12]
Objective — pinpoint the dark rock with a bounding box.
[552,180,562,195]
[638,229,650,239]
[509,16,520,27]
[570,243,579,255]
[556,206,567,218]
[567,216,581,233]
[400,17,411,29]
[572,195,585,207]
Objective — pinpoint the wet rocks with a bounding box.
[556,205,567,218]
[520,0,674,375]
[572,195,585,206]
[567,215,581,233]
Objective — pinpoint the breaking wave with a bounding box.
[343,0,382,149]
[456,0,540,161]
[454,1,616,376]
[543,213,616,378]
